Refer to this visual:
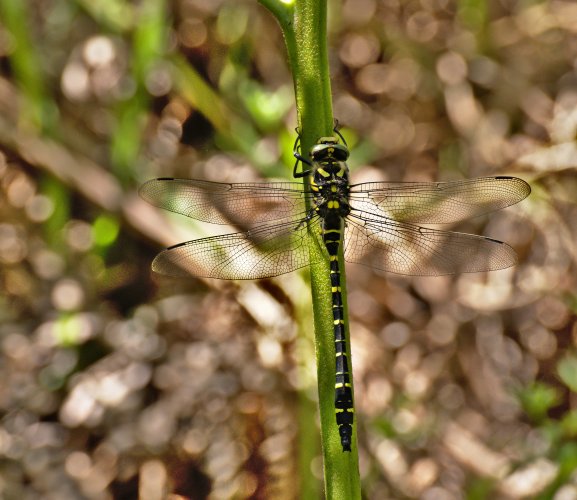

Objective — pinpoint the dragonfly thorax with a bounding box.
[311,166,351,221]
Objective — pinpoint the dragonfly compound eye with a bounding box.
[310,142,350,162]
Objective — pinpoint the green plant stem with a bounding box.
[259,0,361,498]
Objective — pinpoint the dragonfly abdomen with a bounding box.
[321,214,354,451]
[329,253,353,452]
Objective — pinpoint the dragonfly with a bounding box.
[139,132,531,452]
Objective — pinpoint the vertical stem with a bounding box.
[260,0,361,497]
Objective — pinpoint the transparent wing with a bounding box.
[349,176,530,224]
[139,178,310,227]
[151,218,322,279]
[344,213,517,276]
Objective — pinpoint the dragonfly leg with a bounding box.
[293,131,313,178]
[294,208,318,230]
[333,121,348,147]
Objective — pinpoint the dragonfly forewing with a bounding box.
[139,178,309,228]
[349,176,530,224]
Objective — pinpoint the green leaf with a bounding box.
[561,409,577,438]
[557,442,577,477]
[558,354,577,392]
[92,215,120,248]
[76,0,133,32]
[517,382,561,422]
[0,0,55,130]
[110,0,169,178]
[241,82,293,131]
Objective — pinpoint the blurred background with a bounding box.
[1,0,576,498]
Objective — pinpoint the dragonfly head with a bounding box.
[310,137,350,163]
